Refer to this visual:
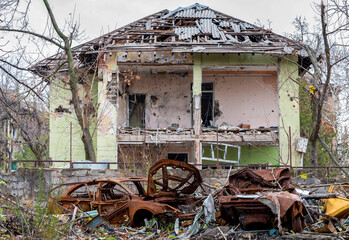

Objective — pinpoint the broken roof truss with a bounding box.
[34,3,308,71]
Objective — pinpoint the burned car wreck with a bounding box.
[219,168,305,232]
[50,160,306,233]
[49,160,203,226]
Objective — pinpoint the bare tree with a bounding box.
[0,55,49,168]
[292,0,349,167]
[0,0,97,162]
[0,89,49,166]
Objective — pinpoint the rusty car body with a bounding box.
[219,168,305,232]
[50,160,202,226]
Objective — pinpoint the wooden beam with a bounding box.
[194,139,201,168]
[188,71,277,75]
[193,54,202,136]
[116,134,243,142]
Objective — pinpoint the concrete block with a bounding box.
[51,177,64,185]
[13,182,26,189]
[73,170,89,177]
[53,170,63,179]
[78,177,90,182]
[89,170,103,177]
[65,177,79,183]
[97,169,106,174]
[13,189,24,197]
[61,168,75,177]
[105,169,118,177]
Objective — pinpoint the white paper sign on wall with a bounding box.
[296,137,308,153]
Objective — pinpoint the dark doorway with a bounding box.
[201,83,214,127]
[168,153,188,162]
[129,94,146,128]
[191,83,214,127]
[201,93,213,127]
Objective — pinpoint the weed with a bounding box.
[8,169,70,239]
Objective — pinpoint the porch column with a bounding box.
[194,139,201,168]
[278,57,301,167]
[96,54,118,168]
[193,54,202,166]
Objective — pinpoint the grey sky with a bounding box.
[28,0,319,43]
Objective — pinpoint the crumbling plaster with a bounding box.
[120,72,279,129]
[48,52,300,167]
[123,72,192,129]
[194,53,300,166]
[49,77,91,166]
[209,74,278,128]
[116,51,193,65]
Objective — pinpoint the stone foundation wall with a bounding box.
[1,167,339,203]
[0,168,232,202]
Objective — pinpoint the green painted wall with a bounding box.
[278,57,301,166]
[199,53,279,66]
[194,53,300,166]
[49,78,85,167]
[96,69,117,168]
[49,76,98,167]
[193,54,202,95]
[49,53,300,167]
[202,145,279,166]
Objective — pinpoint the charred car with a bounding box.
[49,160,203,226]
[219,168,305,232]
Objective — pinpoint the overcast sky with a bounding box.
[28,0,319,44]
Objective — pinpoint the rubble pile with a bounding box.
[1,160,349,239]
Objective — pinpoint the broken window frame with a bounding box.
[201,143,241,167]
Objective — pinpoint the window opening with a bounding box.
[128,94,146,128]
[168,153,188,162]
[191,83,214,127]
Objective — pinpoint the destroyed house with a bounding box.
[36,4,310,168]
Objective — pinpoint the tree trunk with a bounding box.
[43,0,96,162]
[309,95,319,166]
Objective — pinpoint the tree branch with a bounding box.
[0,65,45,102]
[0,28,64,49]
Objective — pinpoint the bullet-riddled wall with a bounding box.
[48,53,300,167]
[119,72,278,129]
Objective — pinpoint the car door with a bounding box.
[95,181,132,225]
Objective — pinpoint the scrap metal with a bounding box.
[49,160,202,227]
[147,159,202,197]
[219,168,305,232]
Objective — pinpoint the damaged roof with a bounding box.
[83,3,304,54]
[35,3,307,70]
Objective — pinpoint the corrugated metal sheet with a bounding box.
[219,30,227,41]
[162,2,261,42]
[174,27,200,40]
[240,22,254,30]
[283,46,294,54]
[200,19,212,33]
[231,23,240,33]
[174,19,228,40]
[219,21,230,28]
[145,20,152,30]
[211,24,221,39]
[175,9,216,18]
[226,34,240,43]
[162,3,209,19]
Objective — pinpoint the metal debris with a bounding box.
[219,168,305,232]
[6,164,349,238]
[147,159,202,197]
[50,160,203,227]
